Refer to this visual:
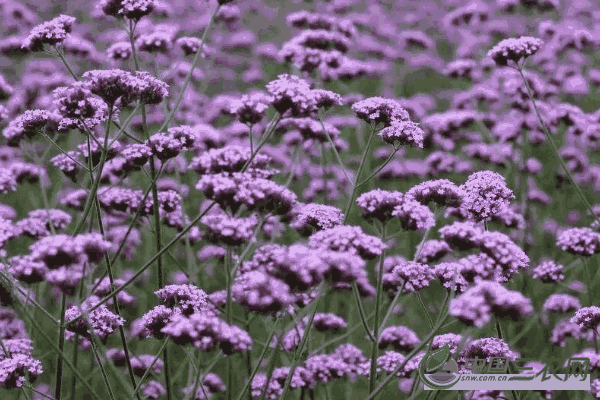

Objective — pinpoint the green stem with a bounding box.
[234,317,281,400]
[131,338,169,399]
[343,124,378,224]
[517,66,600,227]
[225,247,233,400]
[90,337,117,400]
[317,111,352,186]
[54,293,67,400]
[156,4,221,133]
[416,292,434,330]
[352,282,376,343]
[357,145,402,188]
[369,225,387,393]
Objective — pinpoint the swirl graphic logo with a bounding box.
[418,344,460,390]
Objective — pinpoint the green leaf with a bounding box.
[425,344,451,373]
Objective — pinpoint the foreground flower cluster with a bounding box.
[0,0,599,400]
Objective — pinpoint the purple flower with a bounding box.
[356,189,404,222]
[460,171,514,221]
[384,261,434,293]
[271,366,313,390]
[439,221,483,251]
[175,37,202,56]
[543,294,581,314]
[106,42,132,60]
[378,326,420,352]
[406,179,465,208]
[0,353,43,389]
[251,373,282,399]
[379,120,424,148]
[416,240,451,264]
[161,312,252,354]
[6,256,47,284]
[230,93,272,125]
[22,15,76,51]
[292,203,344,231]
[556,228,600,256]
[476,231,529,281]
[141,305,174,339]
[450,281,533,328]
[308,225,386,260]
[458,337,519,364]
[551,320,594,347]
[351,97,409,127]
[189,146,273,176]
[82,69,140,105]
[392,198,435,230]
[571,307,600,331]
[130,355,163,376]
[265,74,316,116]
[65,298,124,340]
[304,354,351,383]
[232,271,294,314]
[155,284,208,315]
[141,381,165,399]
[134,71,169,104]
[53,83,99,119]
[136,32,172,53]
[488,37,543,66]
[50,152,81,180]
[100,0,156,20]
[431,333,463,354]
[311,313,347,333]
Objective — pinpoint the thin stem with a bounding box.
[71,109,114,236]
[416,292,435,330]
[369,224,387,393]
[517,66,600,227]
[234,317,281,400]
[352,282,376,343]
[54,293,67,400]
[156,4,221,133]
[225,247,233,400]
[378,282,406,333]
[357,145,402,188]
[90,337,117,400]
[131,338,169,399]
[56,47,78,81]
[279,284,325,399]
[366,313,451,400]
[343,124,378,224]
[317,111,352,186]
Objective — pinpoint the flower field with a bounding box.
[0,0,599,399]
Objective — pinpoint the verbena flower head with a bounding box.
[65,298,124,339]
[460,171,514,221]
[531,260,564,283]
[431,333,463,354]
[82,69,150,106]
[106,42,132,60]
[304,354,351,383]
[134,71,169,104]
[155,284,208,315]
[356,189,404,222]
[311,89,342,110]
[378,326,420,352]
[100,0,156,20]
[385,261,434,293]
[351,97,409,127]
[308,225,386,260]
[392,198,436,231]
[265,74,315,116]
[175,37,202,56]
[416,240,451,264]
[200,214,258,246]
[551,320,594,347]
[136,31,172,53]
[22,15,76,51]
[0,353,43,389]
[571,306,600,331]
[292,203,344,231]
[406,179,465,208]
[556,228,600,257]
[439,221,483,251]
[543,294,581,314]
[450,281,533,328]
[230,92,272,125]
[311,313,347,333]
[379,120,424,148]
[232,271,294,314]
[476,231,529,281]
[488,36,543,67]
[189,145,273,176]
[140,381,165,399]
[458,337,519,364]
[53,82,99,120]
